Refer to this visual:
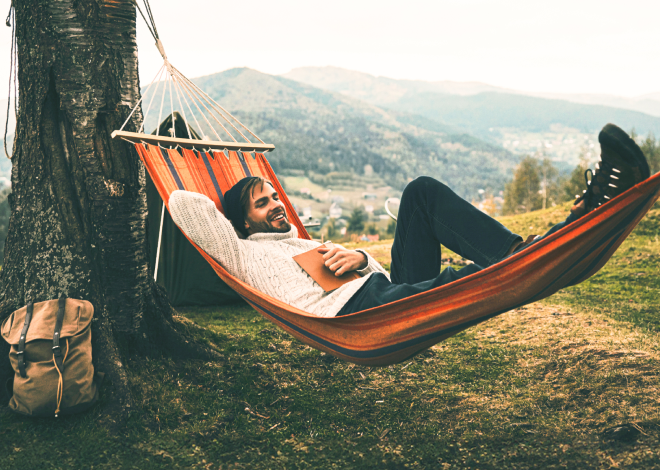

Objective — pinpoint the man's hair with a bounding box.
[238,176,270,232]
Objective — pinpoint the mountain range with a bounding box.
[284,66,660,122]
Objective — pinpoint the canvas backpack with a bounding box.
[1,295,99,417]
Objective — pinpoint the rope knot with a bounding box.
[156,39,167,60]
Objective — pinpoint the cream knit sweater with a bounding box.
[168,190,389,317]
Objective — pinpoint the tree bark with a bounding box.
[0,0,218,415]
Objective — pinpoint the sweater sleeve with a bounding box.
[168,190,244,276]
[353,248,390,278]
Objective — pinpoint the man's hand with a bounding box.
[318,245,368,276]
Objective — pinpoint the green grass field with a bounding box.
[2,202,659,469]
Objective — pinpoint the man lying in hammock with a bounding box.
[169,124,650,317]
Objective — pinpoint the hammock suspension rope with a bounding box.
[4,3,17,159]
[114,2,273,153]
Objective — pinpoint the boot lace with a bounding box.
[577,160,621,208]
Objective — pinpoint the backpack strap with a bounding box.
[17,302,34,379]
[52,295,67,373]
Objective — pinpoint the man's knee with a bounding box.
[402,176,449,202]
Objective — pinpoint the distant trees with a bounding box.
[638,133,659,175]
[503,156,543,214]
[562,150,591,202]
[538,158,560,210]
[325,217,338,239]
[387,220,396,236]
[347,207,367,233]
[309,171,358,187]
[503,155,573,215]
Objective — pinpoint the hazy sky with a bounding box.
[1,0,659,97]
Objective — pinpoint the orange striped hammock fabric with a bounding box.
[135,143,660,366]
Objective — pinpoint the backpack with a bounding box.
[1,295,99,417]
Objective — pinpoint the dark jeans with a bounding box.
[337,176,576,316]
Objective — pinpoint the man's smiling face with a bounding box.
[244,182,292,236]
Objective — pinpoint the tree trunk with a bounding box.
[0,0,217,416]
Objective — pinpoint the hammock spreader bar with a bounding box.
[111,130,275,153]
[134,141,660,366]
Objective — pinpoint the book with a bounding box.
[293,242,361,292]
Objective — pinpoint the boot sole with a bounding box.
[599,123,651,181]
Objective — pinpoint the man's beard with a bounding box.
[246,209,291,234]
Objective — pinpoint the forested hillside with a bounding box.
[143,68,518,198]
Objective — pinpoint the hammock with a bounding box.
[129,140,660,365]
[113,2,660,365]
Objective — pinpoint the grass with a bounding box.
[498,201,660,334]
[1,203,660,469]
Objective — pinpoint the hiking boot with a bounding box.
[573,123,650,214]
[600,123,650,182]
